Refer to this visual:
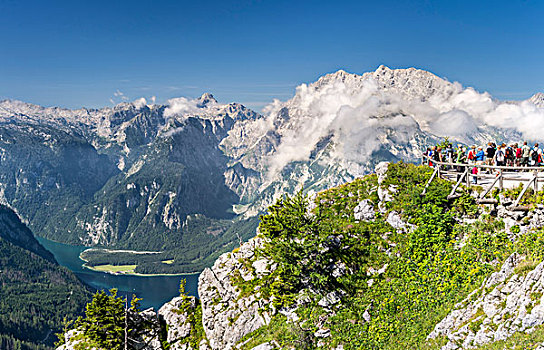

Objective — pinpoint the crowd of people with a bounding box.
[424,141,544,184]
[425,141,544,168]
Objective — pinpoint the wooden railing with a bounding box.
[421,155,544,209]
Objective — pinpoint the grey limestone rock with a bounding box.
[56,329,85,350]
[158,296,197,346]
[386,211,408,231]
[250,342,277,350]
[353,199,375,221]
[317,291,341,308]
[198,236,273,350]
[429,253,544,349]
[375,162,389,185]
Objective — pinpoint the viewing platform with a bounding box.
[422,155,544,210]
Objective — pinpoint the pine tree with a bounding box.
[76,289,126,350]
[179,278,187,296]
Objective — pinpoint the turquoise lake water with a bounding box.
[36,237,200,311]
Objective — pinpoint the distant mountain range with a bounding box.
[0,66,542,273]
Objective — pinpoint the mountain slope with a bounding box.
[0,204,91,349]
[57,161,544,349]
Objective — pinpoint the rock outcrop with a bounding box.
[158,296,201,350]
[198,237,273,350]
[429,254,544,349]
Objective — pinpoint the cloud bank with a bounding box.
[261,73,544,175]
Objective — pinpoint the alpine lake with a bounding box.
[36,237,199,310]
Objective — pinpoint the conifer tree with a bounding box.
[76,289,126,350]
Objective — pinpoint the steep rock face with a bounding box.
[0,96,260,272]
[198,237,272,350]
[365,65,460,101]
[158,297,195,347]
[0,123,119,241]
[70,116,240,248]
[429,254,544,349]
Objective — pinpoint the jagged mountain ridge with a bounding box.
[0,66,542,272]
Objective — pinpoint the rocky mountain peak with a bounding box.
[313,69,362,89]
[363,65,458,101]
[198,93,218,107]
[309,65,459,103]
[529,92,544,108]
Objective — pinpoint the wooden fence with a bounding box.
[421,155,544,209]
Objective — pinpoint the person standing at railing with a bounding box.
[505,144,515,167]
[433,146,443,169]
[494,145,505,167]
[427,146,436,166]
[486,142,496,167]
[522,141,531,166]
[475,147,485,163]
[445,143,454,169]
[468,145,476,165]
[472,146,485,184]
[456,145,467,174]
[423,147,431,165]
[532,143,542,166]
[515,143,522,166]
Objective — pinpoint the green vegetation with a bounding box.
[0,206,91,349]
[514,259,539,276]
[498,182,544,208]
[0,238,91,348]
[51,161,544,349]
[0,334,51,350]
[234,162,544,349]
[239,314,313,349]
[55,289,145,350]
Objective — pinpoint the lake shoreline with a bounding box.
[35,236,200,310]
[79,248,201,276]
[82,263,201,277]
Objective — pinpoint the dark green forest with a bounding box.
[0,206,91,349]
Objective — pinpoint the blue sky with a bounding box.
[0,0,542,111]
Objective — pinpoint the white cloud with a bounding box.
[113,89,129,101]
[132,97,146,109]
[164,97,202,118]
[428,110,478,138]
